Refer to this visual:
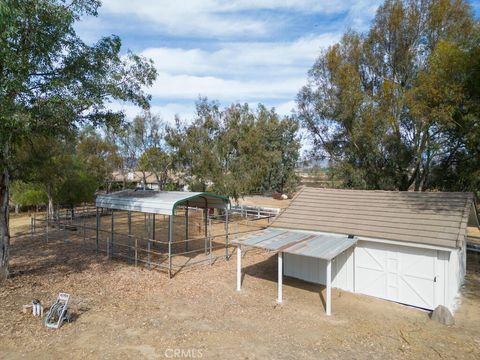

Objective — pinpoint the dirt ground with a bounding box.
[1,214,480,359]
[467,227,480,236]
[235,195,291,209]
[467,227,480,245]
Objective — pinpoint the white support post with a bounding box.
[225,205,229,260]
[326,259,332,316]
[168,215,173,278]
[236,244,242,291]
[277,252,283,304]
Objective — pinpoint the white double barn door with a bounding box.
[355,241,441,310]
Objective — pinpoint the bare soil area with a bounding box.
[1,214,480,359]
[235,195,291,209]
[467,227,480,245]
[467,227,480,237]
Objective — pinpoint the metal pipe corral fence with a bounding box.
[30,204,278,277]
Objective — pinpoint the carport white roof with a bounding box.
[96,190,229,215]
[233,228,357,260]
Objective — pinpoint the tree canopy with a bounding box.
[297,0,479,192]
[10,181,47,209]
[167,99,300,200]
[0,0,157,281]
[77,126,122,191]
[115,111,174,190]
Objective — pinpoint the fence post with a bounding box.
[225,206,229,260]
[111,210,114,258]
[209,234,213,265]
[204,207,208,255]
[146,213,151,268]
[106,236,110,259]
[134,236,138,267]
[128,211,132,264]
[152,213,156,259]
[83,214,86,244]
[168,215,173,278]
[185,202,189,253]
[63,212,67,244]
[45,213,49,243]
[95,207,100,255]
[144,213,147,235]
[147,237,151,268]
[208,218,212,258]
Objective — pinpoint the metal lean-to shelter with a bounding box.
[95,190,230,277]
[234,228,357,315]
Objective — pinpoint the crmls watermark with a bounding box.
[164,348,204,358]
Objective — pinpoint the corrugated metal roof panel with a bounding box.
[96,190,228,215]
[233,228,357,261]
[271,188,477,249]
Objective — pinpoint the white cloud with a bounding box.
[78,0,384,125]
[274,100,297,116]
[107,102,195,124]
[139,34,340,103]
[98,0,381,38]
[141,33,340,77]
[148,72,304,101]
[100,0,268,38]
[107,99,297,125]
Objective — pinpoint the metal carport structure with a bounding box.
[233,228,357,315]
[96,189,230,277]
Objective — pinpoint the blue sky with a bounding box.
[75,0,480,123]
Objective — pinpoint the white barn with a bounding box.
[235,188,478,313]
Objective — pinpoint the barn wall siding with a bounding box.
[284,239,463,311]
[284,247,354,292]
[284,253,326,285]
[448,245,466,310]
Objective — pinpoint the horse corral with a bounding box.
[31,195,274,278]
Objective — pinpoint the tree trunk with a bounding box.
[47,194,54,219]
[154,173,161,191]
[0,167,10,283]
[141,171,147,189]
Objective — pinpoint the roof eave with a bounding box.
[171,192,230,215]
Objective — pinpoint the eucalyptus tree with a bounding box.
[167,99,300,199]
[18,133,99,214]
[17,134,77,217]
[297,0,477,191]
[117,111,167,187]
[77,126,122,191]
[137,147,172,190]
[10,181,47,212]
[166,99,223,192]
[0,0,156,281]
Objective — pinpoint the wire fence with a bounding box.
[29,204,276,276]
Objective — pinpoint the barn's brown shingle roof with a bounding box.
[271,188,478,248]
